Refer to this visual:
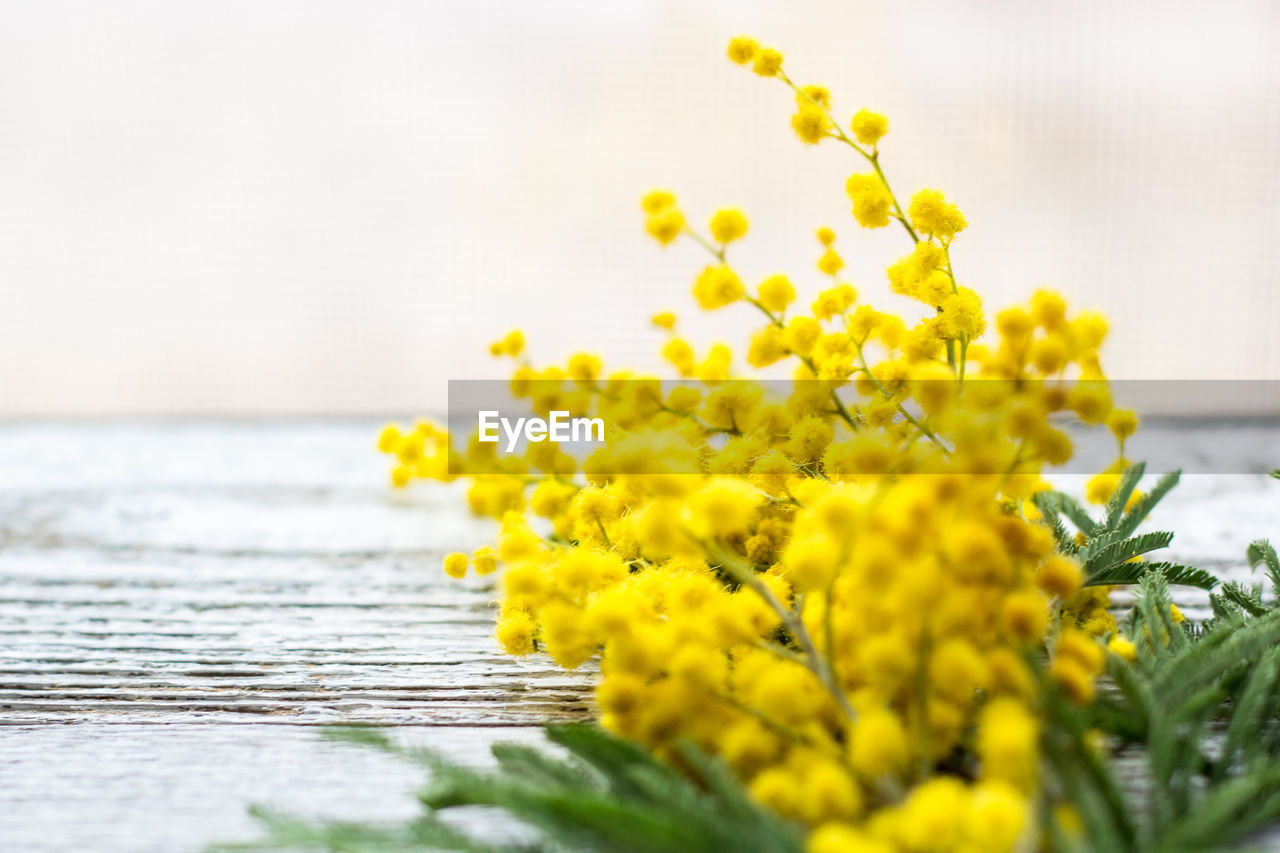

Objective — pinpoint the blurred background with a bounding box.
[0,0,1276,418]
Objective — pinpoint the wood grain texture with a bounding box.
[0,422,592,852]
[0,421,1277,851]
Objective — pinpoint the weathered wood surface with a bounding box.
[0,421,1277,852]
[0,422,592,852]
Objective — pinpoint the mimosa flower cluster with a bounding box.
[380,37,1147,852]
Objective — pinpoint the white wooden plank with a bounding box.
[0,422,594,851]
[0,723,544,853]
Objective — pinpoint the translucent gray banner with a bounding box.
[446,379,1280,476]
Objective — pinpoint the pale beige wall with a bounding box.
[0,0,1277,416]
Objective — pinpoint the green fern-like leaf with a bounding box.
[1046,553,1280,853]
[1247,539,1280,600]
[1154,611,1280,705]
[1115,469,1181,539]
[1162,761,1280,850]
[1085,559,1216,590]
[1032,492,1078,554]
[1216,654,1280,781]
[1078,529,1127,563]
[1052,491,1104,539]
[491,741,600,790]
[221,724,803,853]
[1084,530,1174,572]
[212,806,500,852]
[1219,581,1267,617]
[1104,462,1146,530]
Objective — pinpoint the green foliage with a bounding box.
[1088,560,1217,590]
[1209,539,1280,628]
[1247,539,1280,599]
[1047,567,1280,852]
[214,724,803,853]
[1035,465,1216,590]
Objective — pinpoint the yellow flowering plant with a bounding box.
[339,37,1280,853]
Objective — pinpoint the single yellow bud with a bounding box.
[442,552,468,579]
[752,47,783,76]
[1107,635,1137,663]
[849,109,888,146]
[651,311,676,330]
[726,35,757,65]
[709,208,749,244]
[1108,409,1139,441]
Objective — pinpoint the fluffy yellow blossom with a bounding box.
[1029,335,1068,375]
[747,325,788,368]
[1057,628,1104,670]
[1069,381,1113,424]
[908,188,967,239]
[812,285,856,321]
[978,698,1038,791]
[939,287,985,339]
[757,274,796,313]
[442,552,468,579]
[1108,634,1138,663]
[816,226,835,246]
[496,608,536,656]
[887,241,949,304]
[846,173,892,229]
[792,106,830,144]
[781,534,838,590]
[726,35,758,65]
[1031,289,1067,329]
[646,206,685,245]
[641,189,677,214]
[377,424,402,453]
[1108,408,1139,441]
[752,47,784,76]
[796,84,831,110]
[710,208,749,244]
[472,546,498,576]
[895,778,971,850]
[698,343,733,381]
[1037,555,1083,599]
[651,311,676,330]
[997,307,1033,343]
[499,563,545,604]
[1052,656,1095,704]
[1072,310,1109,350]
[808,824,892,853]
[785,415,835,463]
[1085,472,1117,505]
[662,337,696,375]
[816,248,843,276]
[568,353,602,383]
[1084,457,1144,507]
[850,707,909,778]
[966,782,1030,850]
[1003,590,1050,643]
[785,316,822,355]
[693,265,744,309]
[686,478,762,539]
[489,329,525,358]
[849,108,888,145]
